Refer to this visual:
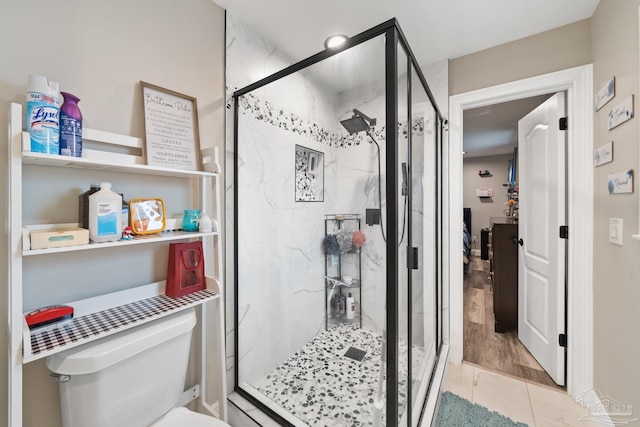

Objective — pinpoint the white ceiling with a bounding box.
[213,0,599,157]
[213,0,598,66]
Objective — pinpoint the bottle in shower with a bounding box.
[330,293,338,319]
[338,293,346,318]
[346,293,355,320]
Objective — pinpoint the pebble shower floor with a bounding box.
[254,324,424,426]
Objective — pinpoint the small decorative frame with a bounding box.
[476,187,493,198]
[595,77,615,111]
[141,81,201,171]
[608,170,634,194]
[129,198,166,235]
[608,95,634,130]
[295,145,324,202]
[594,141,614,167]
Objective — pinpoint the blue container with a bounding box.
[182,209,201,232]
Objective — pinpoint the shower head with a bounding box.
[340,116,370,134]
[340,109,377,135]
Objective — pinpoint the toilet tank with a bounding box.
[46,308,197,427]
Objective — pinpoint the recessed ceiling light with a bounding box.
[324,34,348,49]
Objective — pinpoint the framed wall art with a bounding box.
[595,77,615,111]
[594,141,613,167]
[608,170,634,194]
[608,95,634,130]
[141,81,201,171]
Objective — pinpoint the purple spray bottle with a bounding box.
[59,92,82,157]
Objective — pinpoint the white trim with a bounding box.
[418,344,449,427]
[448,65,594,400]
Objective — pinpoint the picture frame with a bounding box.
[608,170,634,194]
[295,145,324,202]
[129,198,166,235]
[595,77,615,111]
[608,95,634,130]
[594,141,614,167]
[141,81,201,171]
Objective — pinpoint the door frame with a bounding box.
[447,64,593,399]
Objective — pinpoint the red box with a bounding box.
[166,241,205,298]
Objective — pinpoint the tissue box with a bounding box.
[28,225,90,250]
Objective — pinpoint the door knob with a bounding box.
[513,238,523,246]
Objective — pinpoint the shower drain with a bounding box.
[343,346,367,362]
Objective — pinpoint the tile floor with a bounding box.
[443,362,601,427]
[252,324,424,426]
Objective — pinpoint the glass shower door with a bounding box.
[408,63,438,425]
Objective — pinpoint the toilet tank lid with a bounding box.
[46,308,196,375]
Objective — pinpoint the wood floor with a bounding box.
[463,255,564,390]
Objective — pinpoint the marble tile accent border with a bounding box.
[235,92,424,149]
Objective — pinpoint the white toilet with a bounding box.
[46,308,229,427]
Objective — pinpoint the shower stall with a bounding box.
[233,19,446,426]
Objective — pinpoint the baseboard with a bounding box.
[419,344,449,427]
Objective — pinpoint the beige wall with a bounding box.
[463,154,514,245]
[0,1,225,425]
[591,0,640,416]
[449,19,592,95]
[451,1,640,417]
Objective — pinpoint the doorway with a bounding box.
[448,65,594,400]
[460,92,566,389]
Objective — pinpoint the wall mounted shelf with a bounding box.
[24,277,220,362]
[23,223,218,256]
[7,102,227,425]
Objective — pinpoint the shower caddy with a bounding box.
[324,214,362,330]
[6,102,227,425]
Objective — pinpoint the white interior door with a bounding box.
[517,92,566,386]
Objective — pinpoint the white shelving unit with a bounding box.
[7,102,227,425]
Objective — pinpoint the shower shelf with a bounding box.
[325,276,361,288]
[324,214,362,330]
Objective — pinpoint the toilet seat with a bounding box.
[150,407,230,427]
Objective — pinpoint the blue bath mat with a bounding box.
[436,391,528,427]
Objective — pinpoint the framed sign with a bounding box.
[141,82,201,171]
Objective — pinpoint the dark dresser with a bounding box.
[490,217,518,332]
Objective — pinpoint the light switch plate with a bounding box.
[609,218,623,245]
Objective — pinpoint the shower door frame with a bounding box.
[232,18,446,427]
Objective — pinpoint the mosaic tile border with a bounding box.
[28,289,217,358]
[232,93,425,149]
